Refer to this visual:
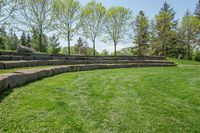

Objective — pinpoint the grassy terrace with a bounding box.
[0,59,200,132]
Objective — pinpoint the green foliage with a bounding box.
[53,0,81,55]
[81,0,106,56]
[120,47,134,55]
[180,10,200,60]
[17,0,54,52]
[20,31,26,46]
[47,35,61,54]
[194,0,200,19]
[5,28,18,50]
[74,37,88,55]
[152,2,177,56]
[100,49,109,56]
[30,30,48,52]
[195,51,200,61]
[133,11,150,56]
[105,6,132,56]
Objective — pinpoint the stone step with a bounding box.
[0,60,175,69]
[0,51,166,61]
[0,63,176,93]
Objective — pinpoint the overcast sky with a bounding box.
[57,0,197,53]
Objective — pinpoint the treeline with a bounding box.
[0,0,200,60]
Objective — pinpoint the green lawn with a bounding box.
[0,60,200,132]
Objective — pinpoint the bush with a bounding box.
[194,52,200,61]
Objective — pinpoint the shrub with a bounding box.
[194,52,200,61]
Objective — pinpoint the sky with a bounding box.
[60,0,197,53]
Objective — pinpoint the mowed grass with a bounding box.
[0,60,200,132]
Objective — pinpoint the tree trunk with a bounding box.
[139,44,142,56]
[39,32,42,52]
[188,43,190,60]
[92,40,95,56]
[68,36,71,56]
[114,43,117,56]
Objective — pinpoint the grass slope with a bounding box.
[0,60,200,132]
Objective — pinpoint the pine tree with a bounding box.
[133,10,150,56]
[21,31,26,46]
[153,1,177,56]
[27,34,31,47]
[194,0,200,19]
[47,35,61,54]
[30,29,48,52]
[74,37,84,55]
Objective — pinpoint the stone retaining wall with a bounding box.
[0,60,175,69]
[0,51,166,61]
[0,63,176,93]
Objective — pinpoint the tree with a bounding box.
[20,31,26,46]
[180,10,200,60]
[101,49,109,56]
[26,33,31,47]
[133,11,150,56]
[6,28,18,50]
[153,2,177,56]
[47,35,61,54]
[81,0,106,56]
[53,0,81,55]
[74,37,88,55]
[0,26,8,49]
[17,0,54,52]
[30,29,48,52]
[0,0,17,26]
[194,0,200,19]
[105,6,132,56]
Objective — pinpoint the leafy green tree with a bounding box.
[53,0,81,55]
[120,47,134,55]
[153,2,177,56]
[47,35,61,54]
[81,0,106,56]
[17,0,54,52]
[133,11,150,56]
[180,10,200,60]
[60,46,75,55]
[105,6,132,56]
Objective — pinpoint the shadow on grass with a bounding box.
[0,89,14,103]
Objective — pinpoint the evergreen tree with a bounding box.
[5,28,18,50]
[27,34,31,47]
[74,37,85,55]
[30,29,48,52]
[0,27,7,49]
[47,35,61,54]
[21,31,26,46]
[133,11,150,56]
[194,0,200,19]
[153,1,177,56]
